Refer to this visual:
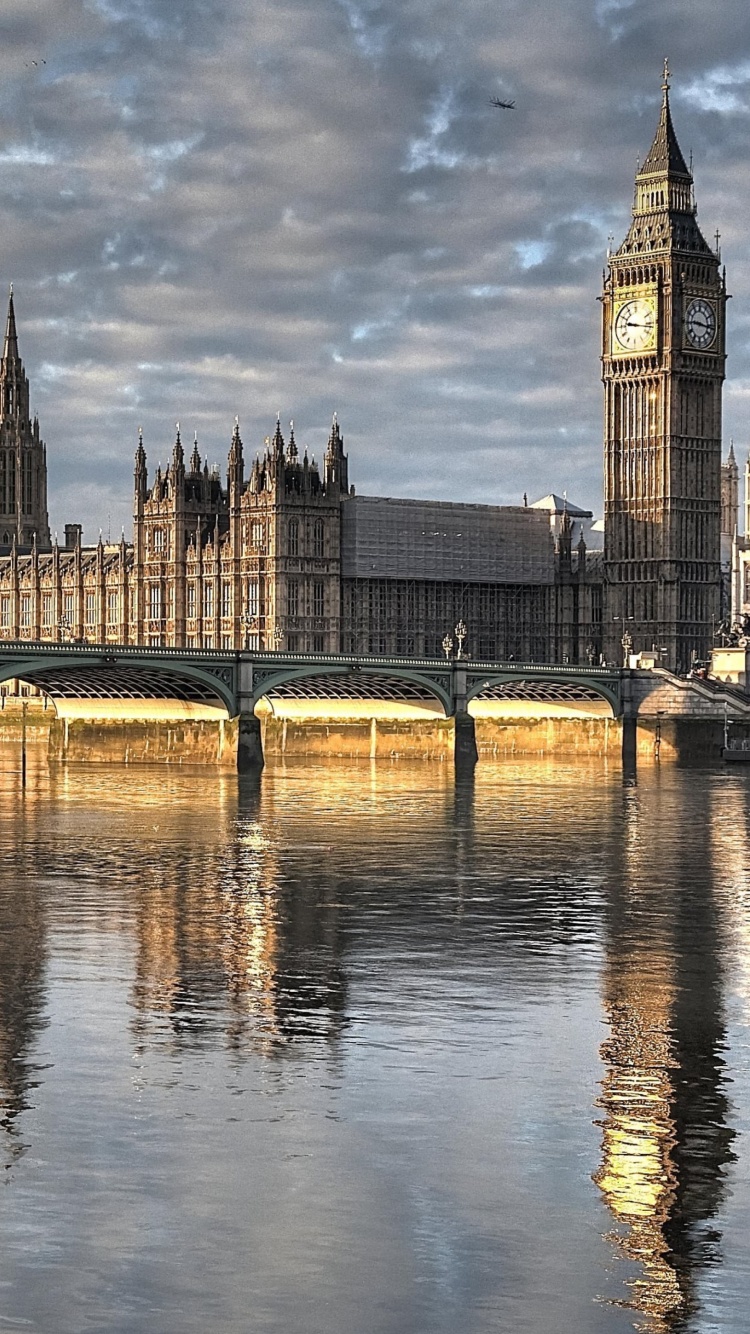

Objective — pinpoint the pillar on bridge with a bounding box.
[236,659,263,770]
[620,671,637,771]
[237,712,264,771]
[454,711,478,772]
[453,663,478,774]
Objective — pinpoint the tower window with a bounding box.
[288,518,299,556]
[221,580,232,618]
[287,580,299,617]
[314,518,324,558]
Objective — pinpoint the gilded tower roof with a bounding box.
[614,64,713,259]
[639,71,690,179]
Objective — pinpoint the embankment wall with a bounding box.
[47,716,239,766]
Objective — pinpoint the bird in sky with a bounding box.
[489,97,515,110]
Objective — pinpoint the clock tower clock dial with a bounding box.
[601,66,726,672]
[613,296,657,352]
[684,297,716,350]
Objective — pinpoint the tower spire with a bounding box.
[2,286,19,365]
[638,60,690,181]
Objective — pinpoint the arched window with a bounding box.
[314,518,324,558]
[288,518,299,556]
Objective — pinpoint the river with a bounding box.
[1,745,750,1333]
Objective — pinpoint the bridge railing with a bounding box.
[0,639,623,677]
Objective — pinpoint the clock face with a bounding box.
[613,297,657,352]
[685,298,717,350]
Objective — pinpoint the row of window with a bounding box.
[144,518,329,559]
[1,577,329,627]
[287,518,326,558]
[0,451,35,515]
[1,591,122,628]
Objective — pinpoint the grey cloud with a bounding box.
[2,0,750,538]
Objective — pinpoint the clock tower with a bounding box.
[602,63,726,672]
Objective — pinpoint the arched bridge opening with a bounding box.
[467,677,619,719]
[0,656,236,719]
[256,670,450,720]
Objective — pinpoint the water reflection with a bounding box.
[595,773,736,1330]
[0,748,748,1333]
[130,779,349,1056]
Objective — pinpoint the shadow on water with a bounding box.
[594,768,738,1333]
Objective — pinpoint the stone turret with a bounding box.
[0,288,51,548]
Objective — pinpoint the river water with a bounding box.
[1,746,750,1333]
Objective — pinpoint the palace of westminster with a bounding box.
[0,69,747,673]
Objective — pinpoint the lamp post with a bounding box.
[240,611,256,650]
[442,633,453,660]
[454,619,467,659]
[273,625,283,651]
[58,613,72,643]
[613,614,634,669]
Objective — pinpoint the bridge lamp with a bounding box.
[442,634,453,660]
[240,611,256,649]
[273,625,283,651]
[58,613,72,643]
[454,620,467,659]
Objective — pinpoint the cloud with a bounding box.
[1,0,750,539]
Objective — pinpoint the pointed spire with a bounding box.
[288,418,298,459]
[172,420,184,471]
[190,431,201,474]
[272,412,285,455]
[2,285,19,364]
[229,414,243,457]
[729,439,737,466]
[639,60,690,180]
[135,425,147,472]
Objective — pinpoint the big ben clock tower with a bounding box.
[602,62,726,672]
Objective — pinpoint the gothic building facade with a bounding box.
[0,386,601,661]
[602,63,726,671]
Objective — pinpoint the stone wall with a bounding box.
[474,715,623,758]
[47,716,239,766]
[262,715,455,761]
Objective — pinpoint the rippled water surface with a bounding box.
[2,747,750,1333]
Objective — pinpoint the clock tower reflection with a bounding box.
[594,776,735,1329]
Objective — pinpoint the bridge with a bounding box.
[1,641,747,767]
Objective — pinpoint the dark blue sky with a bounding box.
[2,0,750,539]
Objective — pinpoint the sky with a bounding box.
[2,0,750,542]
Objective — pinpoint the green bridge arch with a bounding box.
[465,671,622,717]
[248,660,454,716]
[0,649,239,717]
